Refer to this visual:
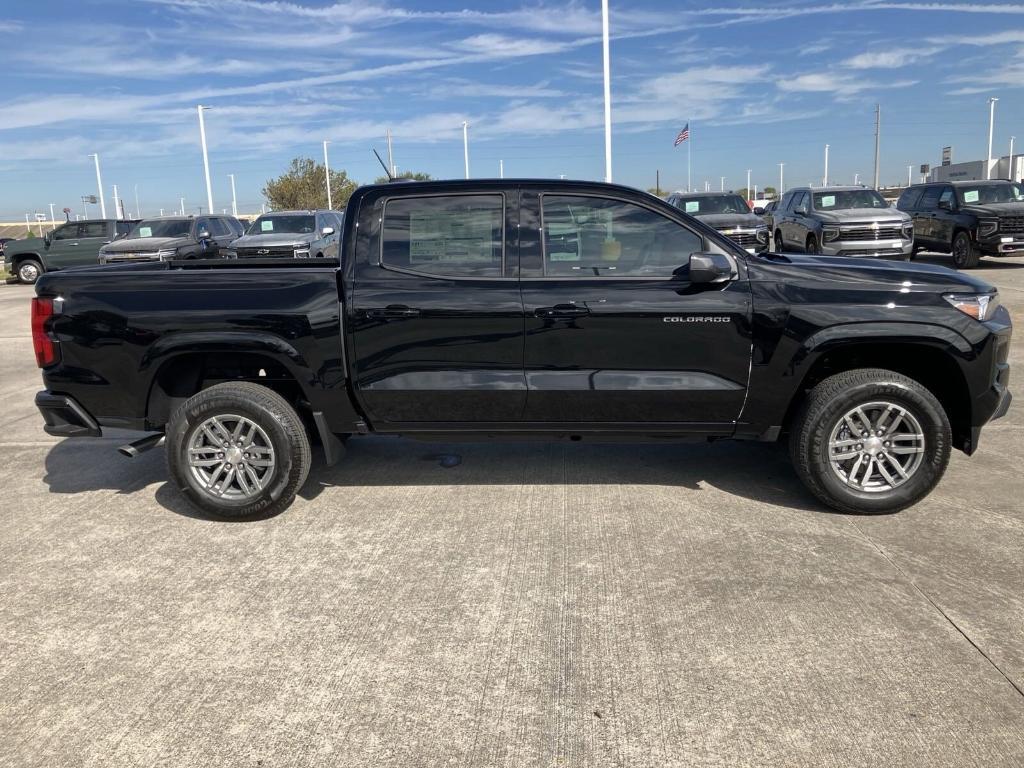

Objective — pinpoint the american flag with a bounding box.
[674,123,690,146]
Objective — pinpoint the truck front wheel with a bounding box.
[166,382,312,519]
[951,231,981,269]
[789,369,951,514]
[16,259,43,284]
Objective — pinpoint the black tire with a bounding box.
[16,259,43,284]
[789,368,951,514]
[166,382,311,519]
[951,230,981,269]
[774,231,784,252]
[806,234,820,254]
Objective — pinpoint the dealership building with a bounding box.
[929,154,1024,183]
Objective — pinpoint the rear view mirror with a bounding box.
[321,226,335,236]
[687,252,733,284]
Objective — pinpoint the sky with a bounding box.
[1,0,1024,219]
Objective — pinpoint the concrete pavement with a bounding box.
[1,254,1022,767]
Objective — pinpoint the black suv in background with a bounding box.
[98,215,243,264]
[666,192,769,252]
[897,180,1024,268]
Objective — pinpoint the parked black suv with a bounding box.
[666,192,769,252]
[897,180,1024,268]
[98,215,243,264]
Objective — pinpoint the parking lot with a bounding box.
[1,254,1022,767]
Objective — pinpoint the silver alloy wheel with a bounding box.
[827,401,926,493]
[187,414,275,501]
[19,262,39,282]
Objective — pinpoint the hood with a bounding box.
[694,212,765,229]
[749,252,994,294]
[231,233,315,248]
[960,202,1024,217]
[3,236,45,256]
[101,236,191,253]
[813,208,909,225]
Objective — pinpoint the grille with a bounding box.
[838,248,904,257]
[104,252,160,263]
[235,246,296,258]
[840,225,904,241]
[714,228,762,248]
[999,217,1024,234]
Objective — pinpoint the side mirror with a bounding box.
[753,207,765,215]
[794,205,808,216]
[938,199,952,211]
[44,233,51,246]
[321,226,335,236]
[198,229,211,239]
[687,252,734,284]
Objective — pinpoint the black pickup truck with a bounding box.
[32,180,1012,518]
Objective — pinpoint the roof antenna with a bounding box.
[373,149,394,181]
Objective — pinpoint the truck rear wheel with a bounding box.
[789,369,951,514]
[951,231,981,269]
[166,382,311,519]
[17,259,42,284]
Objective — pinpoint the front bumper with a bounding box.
[979,235,1024,256]
[821,237,913,259]
[35,391,101,437]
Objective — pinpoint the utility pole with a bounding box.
[48,203,55,230]
[323,140,332,209]
[228,174,238,217]
[1009,135,1016,181]
[601,0,613,183]
[907,165,912,187]
[720,176,725,191]
[779,162,785,194]
[854,172,860,185]
[987,97,999,179]
[89,153,107,218]
[180,197,185,216]
[823,144,830,187]
[746,169,752,200]
[873,103,881,189]
[462,121,470,179]
[656,169,660,196]
[134,184,141,218]
[499,159,504,179]
[112,184,120,220]
[197,105,214,214]
[386,128,395,176]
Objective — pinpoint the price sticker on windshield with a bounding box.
[820,195,836,208]
[963,190,979,203]
[261,220,274,232]
[685,201,700,213]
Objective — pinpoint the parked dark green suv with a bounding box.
[4,219,137,284]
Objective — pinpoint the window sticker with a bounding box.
[139,227,152,237]
[820,195,836,208]
[684,201,700,213]
[963,190,979,203]
[409,209,496,264]
[261,219,275,232]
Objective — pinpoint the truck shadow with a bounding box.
[41,435,840,519]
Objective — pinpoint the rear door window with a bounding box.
[80,222,108,238]
[381,194,504,278]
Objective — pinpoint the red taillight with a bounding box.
[31,297,59,368]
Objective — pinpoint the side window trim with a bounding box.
[536,190,707,280]
[377,191,508,281]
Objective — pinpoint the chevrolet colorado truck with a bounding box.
[32,179,1012,518]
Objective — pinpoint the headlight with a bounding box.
[157,249,176,261]
[902,222,914,239]
[822,225,841,242]
[978,218,999,237]
[943,292,1001,321]
[293,247,310,258]
[222,249,237,259]
[755,226,769,243]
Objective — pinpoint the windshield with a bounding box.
[956,183,1024,205]
[812,190,888,211]
[249,215,316,235]
[127,219,191,239]
[675,195,750,215]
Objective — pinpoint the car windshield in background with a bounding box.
[678,195,750,215]
[956,183,1024,205]
[128,220,191,239]
[812,190,888,211]
[249,215,316,235]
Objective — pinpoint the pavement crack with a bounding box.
[845,517,1024,701]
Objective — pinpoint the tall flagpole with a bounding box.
[601,0,612,183]
[687,119,692,192]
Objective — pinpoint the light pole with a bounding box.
[746,169,752,200]
[499,160,504,179]
[987,97,999,179]
[323,140,332,209]
[823,144,829,187]
[462,121,470,179]
[778,162,785,194]
[1009,136,1016,181]
[180,197,185,216]
[228,174,238,217]
[88,153,106,218]
[134,184,141,218]
[48,203,55,230]
[112,184,119,219]
[720,176,725,191]
[907,165,912,187]
[601,0,612,183]
[854,172,860,185]
[197,105,214,214]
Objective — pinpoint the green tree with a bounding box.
[374,170,433,184]
[262,158,358,211]
[763,186,778,198]
[646,187,665,198]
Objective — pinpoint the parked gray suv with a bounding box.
[223,210,342,259]
[773,186,913,259]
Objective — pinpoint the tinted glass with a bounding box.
[115,221,134,237]
[938,187,955,207]
[51,224,79,241]
[208,218,230,236]
[382,194,503,277]
[812,189,888,210]
[793,192,809,211]
[541,195,703,278]
[251,215,316,235]
[672,194,750,215]
[130,219,191,239]
[897,187,923,210]
[80,222,107,238]
[918,186,942,210]
[956,182,1024,205]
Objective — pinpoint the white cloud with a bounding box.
[778,72,917,98]
[842,47,942,69]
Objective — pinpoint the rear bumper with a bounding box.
[35,391,101,437]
